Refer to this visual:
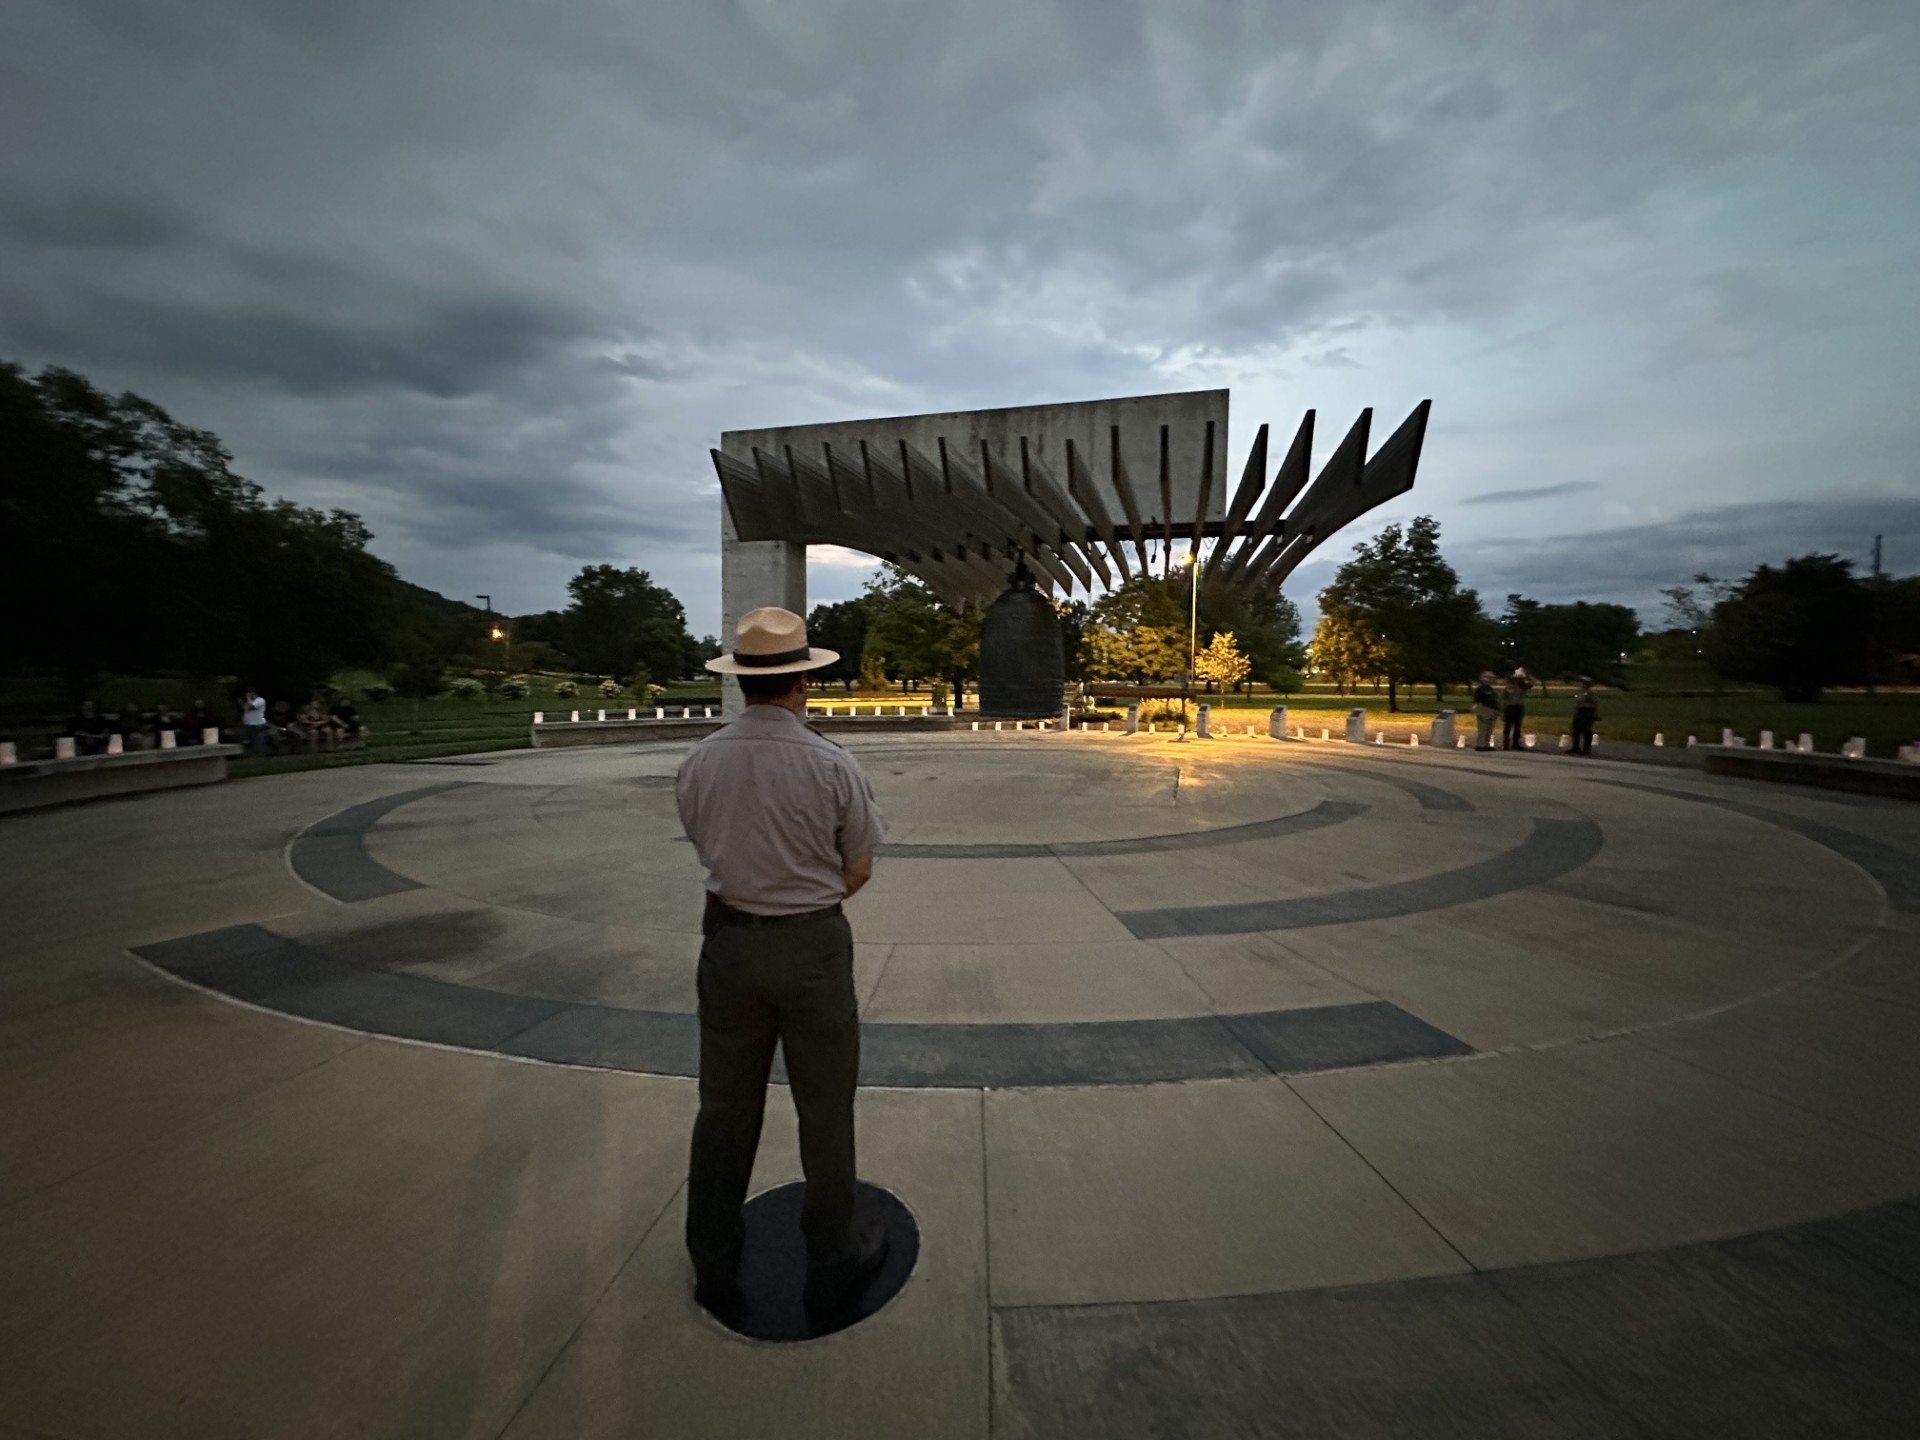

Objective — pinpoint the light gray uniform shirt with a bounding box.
[675,704,888,916]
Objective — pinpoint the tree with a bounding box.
[807,600,867,688]
[0,361,403,699]
[1193,631,1251,693]
[1705,554,1874,702]
[1056,599,1090,682]
[860,566,980,695]
[1873,576,1920,685]
[1501,596,1641,687]
[1317,516,1488,709]
[558,565,692,684]
[1308,608,1385,694]
[858,649,889,692]
[1202,582,1303,692]
[1079,574,1189,682]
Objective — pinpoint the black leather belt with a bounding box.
[703,894,842,935]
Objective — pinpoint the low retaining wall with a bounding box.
[530,713,969,749]
[1698,746,1920,801]
[0,744,242,816]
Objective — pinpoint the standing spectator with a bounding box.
[1569,677,1599,756]
[240,690,269,754]
[1470,671,1500,751]
[1501,668,1533,751]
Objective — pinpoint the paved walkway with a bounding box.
[3,733,1918,1437]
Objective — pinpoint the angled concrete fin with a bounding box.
[1066,438,1130,580]
[1216,423,1269,556]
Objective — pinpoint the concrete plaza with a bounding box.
[3,731,1919,1438]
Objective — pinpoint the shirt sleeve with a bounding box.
[833,755,888,863]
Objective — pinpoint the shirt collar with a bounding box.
[735,702,804,728]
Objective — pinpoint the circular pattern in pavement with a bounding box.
[130,735,1902,1087]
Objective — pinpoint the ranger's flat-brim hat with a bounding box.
[705,606,839,676]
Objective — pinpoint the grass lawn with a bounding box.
[12,673,1917,774]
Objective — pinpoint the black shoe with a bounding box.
[694,1270,745,1325]
[693,1248,745,1325]
[803,1221,890,1317]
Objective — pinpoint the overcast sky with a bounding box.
[5,0,1916,635]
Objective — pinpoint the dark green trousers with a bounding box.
[685,909,859,1278]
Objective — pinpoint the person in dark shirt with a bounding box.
[1470,671,1500,751]
[267,700,296,754]
[65,700,112,755]
[182,700,221,744]
[1569,678,1600,756]
[328,700,366,747]
[1500,669,1533,751]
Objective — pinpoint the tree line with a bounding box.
[1309,516,1920,708]
[1,362,708,704]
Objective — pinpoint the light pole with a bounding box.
[1179,547,1201,739]
[476,594,509,673]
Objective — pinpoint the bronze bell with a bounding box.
[977,562,1063,718]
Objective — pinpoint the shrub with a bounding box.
[646,683,667,699]
[362,682,392,702]
[599,678,625,699]
[499,675,531,700]
[552,679,577,698]
[1265,664,1305,696]
[448,677,485,701]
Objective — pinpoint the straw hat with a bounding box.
[704,606,839,676]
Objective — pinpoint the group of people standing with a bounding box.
[1470,669,1600,755]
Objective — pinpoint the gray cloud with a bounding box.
[1462,482,1600,506]
[1,0,1916,626]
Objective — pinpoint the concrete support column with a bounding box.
[720,509,806,717]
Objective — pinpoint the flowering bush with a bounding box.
[552,679,577,698]
[448,677,485,701]
[599,678,625,699]
[499,676,531,699]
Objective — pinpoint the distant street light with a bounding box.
[1179,548,1202,740]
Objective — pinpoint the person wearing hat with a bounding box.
[1500,667,1533,751]
[675,606,890,1324]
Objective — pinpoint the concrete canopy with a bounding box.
[712,390,1431,609]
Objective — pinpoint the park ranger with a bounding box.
[675,606,889,1322]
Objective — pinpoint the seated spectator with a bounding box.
[267,700,297,754]
[113,700,157,751]
[65,700,112,756]
[182,700,221,744]
[297,697,332,751]
[148,705,181,746]
[328,699,367,747]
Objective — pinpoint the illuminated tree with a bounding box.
[1193,630,1251,693]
